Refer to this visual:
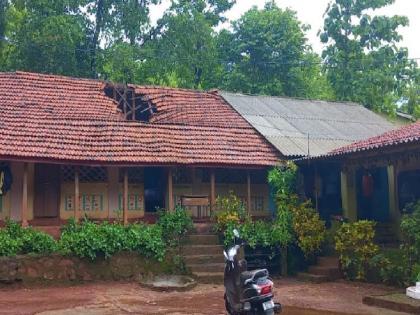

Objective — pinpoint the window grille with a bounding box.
[118,168,144,183]
[173,167,192,184]
[61,166,108,183]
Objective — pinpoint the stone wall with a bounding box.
[0,252,176,284]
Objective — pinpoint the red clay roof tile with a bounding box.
[0,71,280,166]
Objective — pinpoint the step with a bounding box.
[182,245,224,256]
[187,263,225,273]
[192,223,215,234]
[317,256,339,268]
[296,272,331,283]
[193,272,224,284]
[187,234,219,245]
[307,266,341,280]
[184,254,225,265]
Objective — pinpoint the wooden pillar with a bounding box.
[210,169,216,213]
[168,168,174,211]
[123,168,128,225]
[21,162,28,227]
[74,166,80,221]
[247,171,251,215]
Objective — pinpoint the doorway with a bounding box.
[144,167,166,212]
[34,164,60,218]
[356,167,390,222]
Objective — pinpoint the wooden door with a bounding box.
[34,164,60,218]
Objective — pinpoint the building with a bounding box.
[0,72,281,226]
[304,121,420,240]
[220,92,396,223]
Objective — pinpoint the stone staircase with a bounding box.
[297,256,341,283]
[183,224,224,284]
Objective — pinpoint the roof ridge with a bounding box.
[220,90,361,107]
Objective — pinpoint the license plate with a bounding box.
[263,300,274,311]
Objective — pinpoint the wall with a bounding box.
[0,252,176,284]
[7,162,34,221]
[173,182,271,216]
[60,182,145,220]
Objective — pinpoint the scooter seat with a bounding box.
[240,269,269,285]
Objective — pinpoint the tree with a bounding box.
[137,0,233,88]
[320,0,418,113]
[218,2,333,98]
[2,0,90,76]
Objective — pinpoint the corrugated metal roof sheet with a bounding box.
[221,92,395,157]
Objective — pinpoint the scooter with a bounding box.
[224,229,282,315]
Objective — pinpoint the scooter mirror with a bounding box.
[233,229,240,238]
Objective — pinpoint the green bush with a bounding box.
[290,199,326,258]
[224,219,273,248]
[335,220,379,280]
[401,201,420,269]
[157,206,193,247]
[59,219,166,261]
[0,220,56,256]
[213,191,246,233]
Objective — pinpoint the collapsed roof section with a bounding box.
[0,71,280,167]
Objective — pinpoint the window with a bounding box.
[118,193,144,211]
[64,194,104,211]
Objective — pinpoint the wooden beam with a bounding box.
[210,169,216,214]
[21,162,28,227]
[74,166,80,221]
[168,168,174,211]
[123,168,128,225]
[247,171,251,215]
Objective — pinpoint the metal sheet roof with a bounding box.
[221,92,395,157]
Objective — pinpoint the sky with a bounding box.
[149,0,420,59]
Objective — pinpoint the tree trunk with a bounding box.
[90,0,105,78]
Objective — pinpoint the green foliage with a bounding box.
[218,2,333,98]
[400,201,420,278]
[335,220,379,280]
[290,200,326,258]
[157,206,193,247]
[213,191,246,233]
[320,0,417,113]
[268,162,298,200]
[59,219,166,261]
[224,219,273,248]
[0,220,56,256]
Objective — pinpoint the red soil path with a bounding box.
[0,279,406,315]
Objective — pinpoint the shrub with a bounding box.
[59,219,166,261]
[157,206,193,247]
[335,220,379,280]
[224,219,273,248]
[213,191,246,233]
[401,201,420,269]
[290,200,326,258]
[0,220,56,256]
[125,224,166,261]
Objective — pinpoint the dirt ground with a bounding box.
[0,278,408,315]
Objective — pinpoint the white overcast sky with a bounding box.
[150,0,420,59]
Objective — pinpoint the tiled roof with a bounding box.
[221,92,395,157]
[327,121,420,157]
[0,71,280,166]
